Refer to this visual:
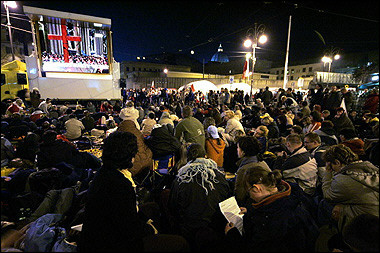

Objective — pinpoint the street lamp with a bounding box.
[3,1,17,61]
[321,47,341,72]
[244,23,267,97]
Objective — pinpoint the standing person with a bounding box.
[224,166,319,252]
[261,86,273,106]
[313,84,325,109]
[174,105,205,148]
[29,87,41,109]
[168,143,231,251]
[325,86,342,115]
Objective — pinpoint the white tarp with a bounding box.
[178,80,218,94]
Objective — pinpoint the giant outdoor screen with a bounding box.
[37,15,110,74]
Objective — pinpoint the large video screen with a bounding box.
[37,16,110,73]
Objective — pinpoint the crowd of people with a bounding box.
[1,84,379,252]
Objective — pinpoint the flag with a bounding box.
[191,84,195,92]
[151,81,155,89]
[340,98,347,114]
[242,59,248,79]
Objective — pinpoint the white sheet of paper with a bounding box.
[219,196,244,235]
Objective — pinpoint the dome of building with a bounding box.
[210,44,229,63]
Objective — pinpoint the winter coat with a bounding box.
[325,91,342,111]
[117,120,153,176]
[273,147,318,196]
[332,113,355,133]
[225,181,319,252]
[205,138,226,168]
[321,160,379,230]
[174,116,205,148]
[168,158,231,241]
[145,124,181,159]
[79,167,155,252]
[225,117,245,138]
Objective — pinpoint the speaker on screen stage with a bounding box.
[119,78,126,88]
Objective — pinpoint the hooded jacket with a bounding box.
[322,160,379,230]
[205,137,226,168]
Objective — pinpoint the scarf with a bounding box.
[177,158,219,195]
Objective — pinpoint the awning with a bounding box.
[358,82,379,90]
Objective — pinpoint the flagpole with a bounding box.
[283,15,292,90]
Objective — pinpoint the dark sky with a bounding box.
[8,1,380,64]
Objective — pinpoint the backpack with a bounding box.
[24,213,77,252]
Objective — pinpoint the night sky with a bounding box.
[6,1,380,64]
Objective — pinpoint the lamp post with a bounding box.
[321,47,341,72]
[244,23,267,98]
[4,1,17,61]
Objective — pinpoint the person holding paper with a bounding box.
[168,143,231,251]
[224,165,319,252]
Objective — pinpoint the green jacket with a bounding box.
[174,116,205,148]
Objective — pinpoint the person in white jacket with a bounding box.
[119,101,140,129]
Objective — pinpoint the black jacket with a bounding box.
[79,167,154,252]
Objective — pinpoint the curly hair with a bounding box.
[322,144,359,164]
[102,131,138,170]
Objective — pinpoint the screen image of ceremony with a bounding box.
[37,15,110,74]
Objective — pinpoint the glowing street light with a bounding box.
[3,1,18,61]
[244,23,267,97]
[322,47,342,72]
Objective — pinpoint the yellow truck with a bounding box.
[1,60,29,101]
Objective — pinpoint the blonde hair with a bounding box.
[257,125,269,137]
[224,110,235,119]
